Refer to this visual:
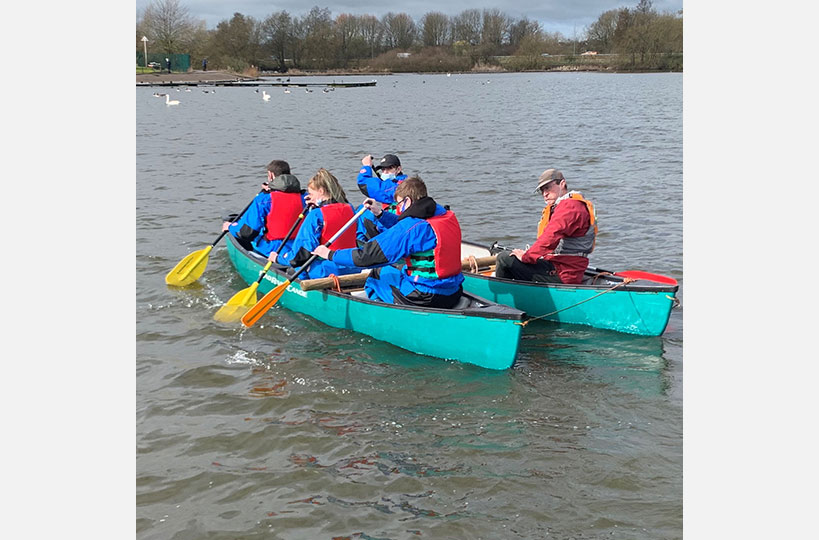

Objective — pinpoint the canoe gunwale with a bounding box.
[460,240,678,294]
[233,235,526,321]
[462,268,679,294]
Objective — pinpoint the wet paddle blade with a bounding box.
[241,280,291,328]
[166,246,212,286]
[213,282,260,323]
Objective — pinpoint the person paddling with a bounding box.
[221,160,307,257]
[312,175,464,308]
[275,168,360,280]
[495,169,597,284]
[355,153,408,245]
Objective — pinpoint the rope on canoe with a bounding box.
[515,277,636,327]
[467,255,479,274]
[329,273,341,292]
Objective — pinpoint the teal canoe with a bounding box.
[461,241,679,336]
[224,235,525,370]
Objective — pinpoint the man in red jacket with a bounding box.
[495,169,597,284]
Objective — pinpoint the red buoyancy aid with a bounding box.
[405,210,463,280]
[264,191,305,240]
[319,203,358,249]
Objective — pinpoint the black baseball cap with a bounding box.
[374,154,401,171]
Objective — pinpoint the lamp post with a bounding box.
[141,36,149,68]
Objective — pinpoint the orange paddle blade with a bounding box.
[241,280,291,327]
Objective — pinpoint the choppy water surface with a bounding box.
[137,72,682,539]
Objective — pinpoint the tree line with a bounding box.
[136,0,682,73]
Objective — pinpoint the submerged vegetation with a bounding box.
[136,0,682,74]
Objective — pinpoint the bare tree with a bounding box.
[586,9,619,53]
[302,6,334,68]
[261,11,293,71]
[140,0,197,54]
[212,12,262,68]
[359,15,384,58]
[420,12,450,47]
[481,9,509,49]
[451,9,482,46]
[508,17,542,50]
[334,13,361,64]
[382,12,417,50]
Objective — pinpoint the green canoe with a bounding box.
[461,241,679,336]
[224,235,525,370]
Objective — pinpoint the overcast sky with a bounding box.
[135,0,683,39]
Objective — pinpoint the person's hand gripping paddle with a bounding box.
[240,206,367,328]
[213,205,313,322]
[165,193,260,287]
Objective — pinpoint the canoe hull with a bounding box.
[462,273,676,336]
[460,242,678,336]
[225,236,523,370]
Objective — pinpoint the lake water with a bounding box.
[137,72,682,539]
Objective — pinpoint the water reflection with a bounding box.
[516,323,675,397]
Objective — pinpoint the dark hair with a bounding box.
[267,160,291,176]
[394,175,427,201]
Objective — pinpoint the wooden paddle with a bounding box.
[491,243,677,285]
[165,193,260,287]
[299,255,498,291]
[241,206,368,328]
[213,206,312,322]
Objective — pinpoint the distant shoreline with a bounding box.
[137,66,679,86]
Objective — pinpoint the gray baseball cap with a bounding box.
[534,169,565,192]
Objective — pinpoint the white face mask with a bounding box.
[380,172,396,181]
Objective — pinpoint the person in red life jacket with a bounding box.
[312,176,464,308]
[355,153,408,245]
[221,160,308,256]
[495,169,597,284]
[275,168,360,280]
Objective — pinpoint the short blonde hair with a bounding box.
[308,168,348,204]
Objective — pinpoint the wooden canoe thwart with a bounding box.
[299,255,497,291]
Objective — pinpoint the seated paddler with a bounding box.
[273,168,360,280]
[311,175,465,309]
[221,159,307,257]
[355,153,408,246]
[495,168,597,285]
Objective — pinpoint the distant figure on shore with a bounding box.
[165,57,171,74]
[202,58,207,71]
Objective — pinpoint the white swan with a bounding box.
[165,94,179,106]
[262,90,270,101]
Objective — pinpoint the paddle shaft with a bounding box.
[213,193,261,247]
[241,205,367,328]
[252,204,313,285]
[493,243,675,284]
[287,206,368,283]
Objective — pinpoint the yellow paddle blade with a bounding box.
[241,280,291,328]
[165,246,212,286]
[213,282,260,323]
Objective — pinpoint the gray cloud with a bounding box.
[136,0,682,38]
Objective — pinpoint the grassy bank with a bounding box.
[275,51,682,75]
